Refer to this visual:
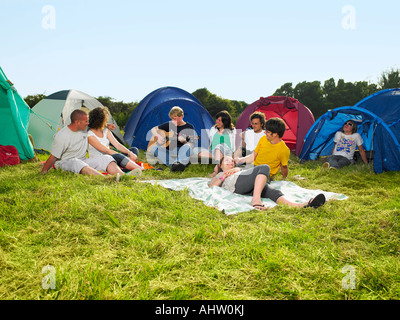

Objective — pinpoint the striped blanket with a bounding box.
[143,178,348,215]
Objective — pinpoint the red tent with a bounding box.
[236,96,315,156]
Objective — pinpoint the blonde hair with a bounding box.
[169,106,184,118]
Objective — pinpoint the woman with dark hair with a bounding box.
[194,110,240,175]
[88,107,143,175]
[209,156,326,210]
[323,120,368,169]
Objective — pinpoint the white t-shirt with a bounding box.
[244,129,266,152]
[333,132,363,160]
[51,126,88,161]
[87,128,110,158]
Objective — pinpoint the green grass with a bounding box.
[1,153,400,300]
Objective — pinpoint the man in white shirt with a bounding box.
[235,111,266,157]
[41,109,124,177]
[324,120,368,169]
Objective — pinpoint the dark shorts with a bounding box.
[234,165,284,203]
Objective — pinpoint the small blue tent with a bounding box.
[299,88,400,173]
[124,86,215,150]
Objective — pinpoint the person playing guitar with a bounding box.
[148,106,197,172]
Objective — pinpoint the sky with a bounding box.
[2,0,400,104]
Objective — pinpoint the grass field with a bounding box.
[1,152,400,300]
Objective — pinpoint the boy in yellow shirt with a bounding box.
[235,117,290,179]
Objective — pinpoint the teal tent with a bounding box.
[0,67,34,160]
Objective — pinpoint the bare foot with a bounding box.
[251,203,267,211]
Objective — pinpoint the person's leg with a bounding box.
[151,145,171,166]
[105,161,124,175]
[277,193,326,208]
[250,174,269,207]
[57,158,102,176]
[327,155,338,168]
[213,148,224,163]
[210,149,224,176]
[113,153,143,171]
[328,155,350,169]
[276,196,304,208]
[239,166,281,209]
[80,166,103,176]
[177,144,193,166]
[235,165,271,194]
[85,155,124,175]
[129,147,139,156]
[336,156,351,169]
[111,153,126,167]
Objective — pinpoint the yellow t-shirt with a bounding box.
[254,136,290,176]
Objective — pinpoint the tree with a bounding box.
[96,96,138,129]
[274,82,294,97]
[379,68,400,89]
[24,94,46,108]
[192,88,234,118]
[323,78,378,110]
[293,81,325,119]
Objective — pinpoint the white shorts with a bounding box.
[55,155,115,174]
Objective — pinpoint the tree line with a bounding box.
[24,68,400,128]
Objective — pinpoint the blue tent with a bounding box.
[299,88,400,173]
[124,86,215,150]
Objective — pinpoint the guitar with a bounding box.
[147,129,199,152]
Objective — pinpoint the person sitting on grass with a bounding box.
[209,156,326,210]
[194,110,241,176]
[235,117,290,180]
[87,107,143,176]
[149,106,196,172]
[323,120,368,170]
[235,111,266,157]
[41,109,126,180]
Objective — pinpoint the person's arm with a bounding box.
[331,143,336,154]
[107,130,137,162]
[331,132,340,154]
[358,145,368,164]
[88,135,117,156]
[209,168,240,187]
[235,151,256,165]
[280,165,288,179]
[279,148,290,179]
[106,123,116,131]
[40,155,57,174]
[241,131,246,149]
[233,132,245,158]
[178,124,198,147]
[209,174,225,188]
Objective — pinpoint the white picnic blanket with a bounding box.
[142,178,348,215]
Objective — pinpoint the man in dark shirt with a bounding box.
[149,106,196,172]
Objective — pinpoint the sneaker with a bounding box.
[171,162,186,172]
[126,168,142,177]
[304,193,326,209]
[323,162,330,169]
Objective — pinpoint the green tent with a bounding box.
[28,89,126,152]
[0,67,34,160]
